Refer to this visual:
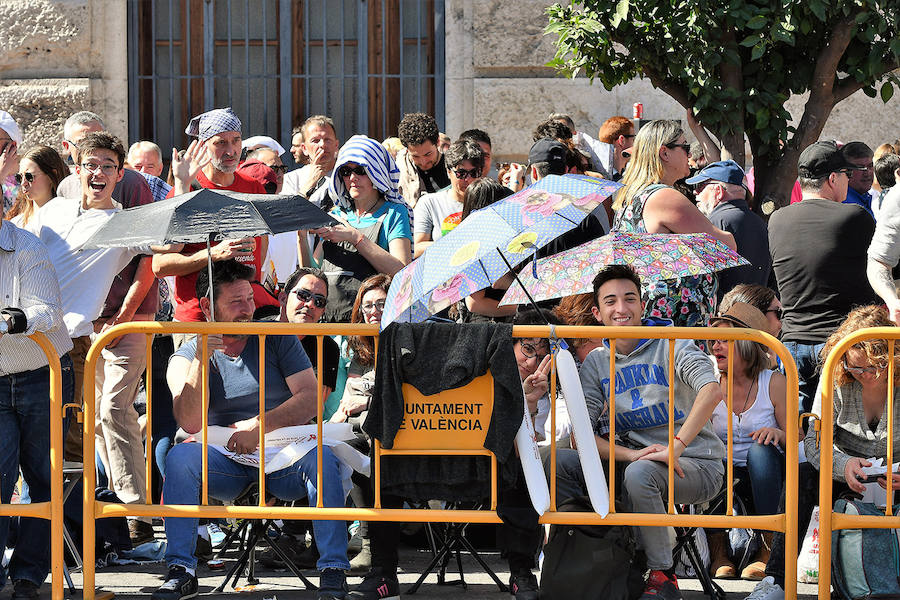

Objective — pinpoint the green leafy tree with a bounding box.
[546,0,900,212]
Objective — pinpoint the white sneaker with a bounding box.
[744,576,785,600]
[207,523,226,548]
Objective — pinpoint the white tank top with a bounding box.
[711,369,779,467]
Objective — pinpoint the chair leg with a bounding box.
[676,528,726,600]
[257,524,317,590]
[455,532,507,592]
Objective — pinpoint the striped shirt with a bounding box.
[0,219,73,375]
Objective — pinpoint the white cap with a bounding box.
[241,135,286,156]
[0,111,22,143]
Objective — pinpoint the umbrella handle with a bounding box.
[496,249,548,323]
[206,236,215,322]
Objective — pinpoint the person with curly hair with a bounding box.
[395,112,450,205]
[745,305,900,600]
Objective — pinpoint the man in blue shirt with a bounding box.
[153,260,349,600]
[842,141,876,218]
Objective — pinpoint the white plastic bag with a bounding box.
[797,505,820,583]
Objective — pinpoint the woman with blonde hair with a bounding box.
[612,119,736,327]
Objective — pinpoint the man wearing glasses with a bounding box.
[687,160,770,300]
[768,141,880,412]
[412,139,485,258]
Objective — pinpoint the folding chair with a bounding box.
[211,485,316,593]
[375,372,507,595]
[672,480,738,600]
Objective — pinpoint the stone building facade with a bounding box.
[2,0,898,164]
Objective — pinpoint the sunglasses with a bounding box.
[270,164,288,174]
[842,358,885,377]
[452,167,481,180]
[765,307,784,320]
[338,164,367,179]
[293,288,327,309]
[14,172,35,185]
[665,142,692,153]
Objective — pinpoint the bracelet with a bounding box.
[674,435,687,449]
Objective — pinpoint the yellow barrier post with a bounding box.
[818,327,900,598]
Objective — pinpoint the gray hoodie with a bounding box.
[580,332,725,461]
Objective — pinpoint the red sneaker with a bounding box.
[639,570,682,600]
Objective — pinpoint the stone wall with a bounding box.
[445,0,900,163]
[0,0,128,150]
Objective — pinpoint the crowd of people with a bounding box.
[1,102,899,600]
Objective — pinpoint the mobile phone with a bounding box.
[858,470,899,484]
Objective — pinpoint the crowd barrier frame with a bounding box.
[0,334,65,600]
[817,326,900,598]
[82,322,798,599]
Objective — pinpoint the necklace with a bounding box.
[734,378,756,417]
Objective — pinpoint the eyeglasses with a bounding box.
[14,172,35,185]
[843,358,885,376]
[519,340,549,359]
[452,167,481,180]
[293,288,327,309]
[338,164,367,179]
[765,307,784,320]
[80,162,120,175]
[269,164,288,174]
[361,300,386,314]
[665,142,692,153]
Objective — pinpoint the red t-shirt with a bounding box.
[169,171,278,321]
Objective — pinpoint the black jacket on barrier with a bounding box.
[364,321,524,501]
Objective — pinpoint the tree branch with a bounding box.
[642,64,692,108]
[833,58,900,103]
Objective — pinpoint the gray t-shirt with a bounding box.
[413,188,462,241]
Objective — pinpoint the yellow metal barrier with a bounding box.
[0,334,65,600]
[817,327,900,598]
[82,322,798,599]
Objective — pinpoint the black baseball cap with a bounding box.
[798,141,862,179]
[528,138,568,172]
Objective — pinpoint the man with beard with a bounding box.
[152,108,274,346]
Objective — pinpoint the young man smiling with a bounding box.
[551,265,724,600]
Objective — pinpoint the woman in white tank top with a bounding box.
[706,302,788,581]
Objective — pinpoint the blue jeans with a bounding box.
[162,442,349,571]
[0,354,74,586]
[734,441,784,515]
[783,341,825,413]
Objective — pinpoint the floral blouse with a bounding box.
[612,184,718,327]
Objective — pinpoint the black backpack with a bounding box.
[540,496,645,600]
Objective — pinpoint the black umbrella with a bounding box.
[83,188,338,319]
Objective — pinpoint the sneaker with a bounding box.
[509,571,539,600]
[207,523,227,548]
[318,568,349,600]
[151,566,198,600]
[11,579,40,600]
[347,569,400,600]
[744,576,785,600]
[639,570,682,600]
[348,538,371,576]
[348,529,364,556]
[129,519,156,547]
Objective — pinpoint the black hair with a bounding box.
[77,132,126,168]
[458,128,491,147]
[461,177,513,220]
[283,266,328,298]
[532,119,573,143]
[875,153,900,189]
[195,258,255,306]
[444,139,485,171]
[513,307,561,326]
[591,265,642,306]
[397,112,440,147]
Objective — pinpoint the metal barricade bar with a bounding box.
[80,322,798,600]
[818,327,900,598]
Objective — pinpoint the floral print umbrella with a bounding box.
[381,174,622,328]
[499,231,748,306]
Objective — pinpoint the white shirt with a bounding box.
[0,219,73,375]
[32,197,144,338]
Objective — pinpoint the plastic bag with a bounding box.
[797,505,820,583]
